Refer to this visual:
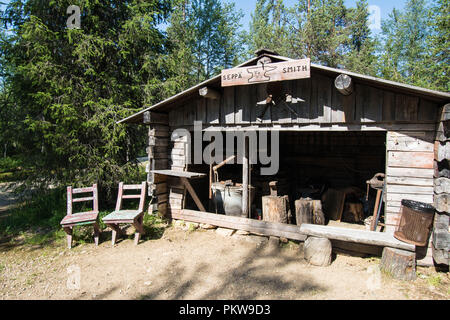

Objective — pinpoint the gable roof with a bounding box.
[119,53,450,124]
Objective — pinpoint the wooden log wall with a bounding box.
[147,122,170,216]
[432,104,450,266]
[168,132,188,212]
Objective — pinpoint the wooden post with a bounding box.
[242,136,249,218]
[304,236,332,266]
[295,199,325,225]
[262,196,290,224]
[380,247,416,281]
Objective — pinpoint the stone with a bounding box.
[200,224,217,230]
[236,230,250,236]
[304,236,332,267]
[215,228,235,237]
[245,235,269,247]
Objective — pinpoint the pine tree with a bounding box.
[247,0,291,57]
[377,0,433,87]
[427,0,449,91]
[1,0,171,195]
[344,0,377,75]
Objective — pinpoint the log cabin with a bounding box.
[119,49,450,267]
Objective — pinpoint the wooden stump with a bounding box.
[262,195,290,224]
[380,247,416,281]
[295,199,325,225]
[304,236,332,266]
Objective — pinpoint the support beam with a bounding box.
[242,136,249,218]
[181,177,206,212]
[199,87,221,100]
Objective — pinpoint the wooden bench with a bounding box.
[299,224,415,251]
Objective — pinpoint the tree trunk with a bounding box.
[380,247,416,281]
[295,199,325,225]
[262,195,290,224]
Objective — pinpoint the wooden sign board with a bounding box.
[221,58,310,87]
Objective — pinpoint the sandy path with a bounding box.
[0,227,448,300]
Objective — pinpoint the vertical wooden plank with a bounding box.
[242,136,249,217]
[196,98,207,123]
[184,100,196,126]
[331,87,345,123]
[354,83,365,123]
[295,78,311,124]
[235,85,251,124]
[395,94,419,121]
[382,91,396,122]
[318,75,332,124]
[222,87,235,124]
[418,98,438,122]
[278,80,293,124]
[207,97,220,124]
[310,73,319,123]
[256,83,271,124]
[362,86,383,123]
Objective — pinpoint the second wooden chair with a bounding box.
[102,182,147,245]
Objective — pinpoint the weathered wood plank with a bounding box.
[222,87,235,124]
[386,176,434,187]
[395,94,419,121]
[386,167,434,179]
[295,78,311,124]
[299,224,415,251]
[171,209,307,241]
[386,193,433,203]
[387,185,434,194]
[150,170,206,179]
[388,151,434,169]
[387,132,434,152]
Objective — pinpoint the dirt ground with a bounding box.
[0,223,449,300]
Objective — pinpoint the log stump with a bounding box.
[380,247,416,281]
[295,199,325,225]
[262,195,290,224]
[304,236,332,266]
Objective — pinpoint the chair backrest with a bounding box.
[115,182,147,212]
[67,184,99,215]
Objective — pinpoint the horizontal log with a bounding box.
[149,136,169,147]
[432,246,449,265]
[171,209,307,241]
[435,141,450,162]
[299,224,415,251]
[388,151,434,169]
[434,193,450,213]
[434,178,450,194]
[143,111,169,125]
[199,87,221,100]
[434,212,450,231]
[432,230,450,250]
[151,159,169,170]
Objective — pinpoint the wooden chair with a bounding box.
[60,184,100,249]
[102,182,147,245]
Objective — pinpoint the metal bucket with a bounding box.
[211,182,255,217]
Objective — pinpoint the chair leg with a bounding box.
[93,222,100,246]
[133,217,145,245]
[63,227,73,249]
[107,223,122,246]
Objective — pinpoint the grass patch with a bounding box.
[0,263,5,273]
[428,275,442,287]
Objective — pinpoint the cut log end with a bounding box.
[304,236,332,267]
[380,247,416,281]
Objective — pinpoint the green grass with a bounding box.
[428,275,442,287]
